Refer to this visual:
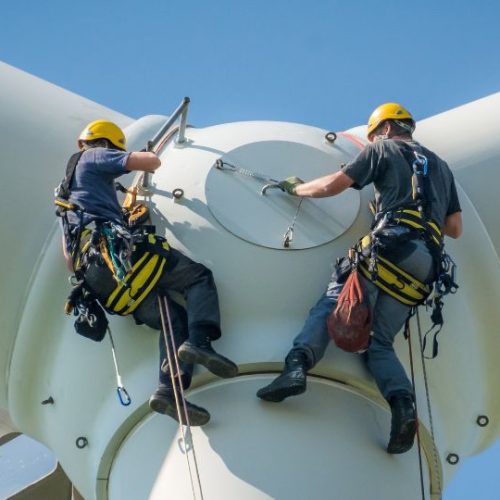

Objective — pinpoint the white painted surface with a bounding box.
[205,136,360,249]
[109,376,429,500]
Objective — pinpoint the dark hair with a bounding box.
[371,118,414,139]
[80,138,114,150]
[389,119,415,136]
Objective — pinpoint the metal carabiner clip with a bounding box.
[283,226,294,248]
[413,152,428,175]
[117,386,131,406]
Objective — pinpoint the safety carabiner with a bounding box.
[413,152,428,175]
[117,386,131,406]
[283,227,293,248]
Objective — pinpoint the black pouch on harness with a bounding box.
[74,298,108,342]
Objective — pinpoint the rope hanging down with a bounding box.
[405,308,442,500]
[158,295,205,500]
[416,309,441,497]
[214,159,304,248]
[406,315,426,500]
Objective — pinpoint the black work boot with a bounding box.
[387,395,417,454]
[149,385,210,426]
[178,338,238,379]
[256,350,309,402]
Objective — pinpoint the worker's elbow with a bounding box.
[143,152,161,171]
[150,153,161,169]
[443,212,462,239]
[126,151,161,172]
[448,226,463,239]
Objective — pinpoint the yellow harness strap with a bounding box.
[357,232,431,307]
[359,256,430,306]
[104,234,170,315]
[392,209,442,249]
[74,229,92,270]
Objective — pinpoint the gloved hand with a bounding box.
[279,176,304,195]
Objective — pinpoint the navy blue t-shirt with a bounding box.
[68,147,130,224]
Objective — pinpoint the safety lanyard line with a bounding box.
[216,159,304,248]
[215,159,279,185]
[407,319,427,500]
[158,295,204,500]
[283,198,304,247]
[416,308,442,496]
[106,327,132,406]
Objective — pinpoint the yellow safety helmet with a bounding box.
[78,120,126,150]
[367,103,414,139]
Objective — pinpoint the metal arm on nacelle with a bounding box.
[141,96,190,190]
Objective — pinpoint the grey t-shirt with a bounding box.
[68,147,130,224]
[341,139,461,227]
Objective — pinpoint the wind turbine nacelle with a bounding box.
[1,62,499,499]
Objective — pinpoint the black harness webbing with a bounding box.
[59,151,84,201]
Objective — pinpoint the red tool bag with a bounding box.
[327,269,373,353]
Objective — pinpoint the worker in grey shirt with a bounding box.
[257,103,462,454]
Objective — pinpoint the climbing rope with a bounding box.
[407,307,442,500]
[406,315,426,500]
[416,309,442,496]
[158,295,205,500]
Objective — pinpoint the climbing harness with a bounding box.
[357,236,432,307]
[107,327,131,406]
[158,294,205,500]
[103,232,170,315]
[55,152,172,328]
[215,158,305,248]
[353,146,458,357]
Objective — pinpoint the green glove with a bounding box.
[279,176,304,195]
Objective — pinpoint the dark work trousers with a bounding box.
[133,293,193,389]
[291,239,435,402]
[84,247,222,390]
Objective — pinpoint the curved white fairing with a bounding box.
[0,61,499,499]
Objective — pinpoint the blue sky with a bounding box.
[1,1,499,498]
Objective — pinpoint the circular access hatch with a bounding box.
[205,140,360,249]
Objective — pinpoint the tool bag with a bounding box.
[65,280,109,342]
[327,268,372,353]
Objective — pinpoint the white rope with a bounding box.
[158,295,205,500]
